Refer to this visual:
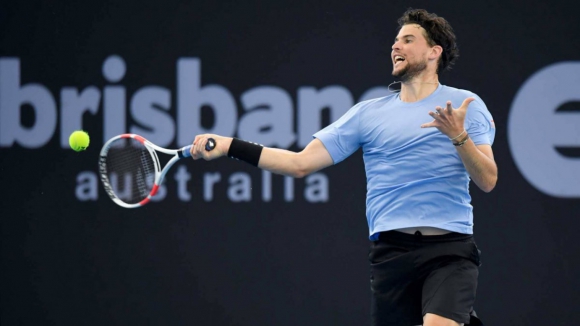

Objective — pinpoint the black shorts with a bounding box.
[369,231,483,326]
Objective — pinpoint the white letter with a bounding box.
[304,173,328,202]
[103,86,126,141]
[60,87,100,148]
[262,170,271,202]
[297,86,353,147]
[0,58,56,148]
[103,55,127,141]
[102,55,127,142]
[177,58,237,146]
[359,87,390,102]
[102,54,126,83]
[239,86,295,148]
[284,176,294,202]
[130,86,174,147]
[508,61,580,197]
[228,172,251,202]
[76,171,98,201]
[174,165,192,201]
[204,172,221,201]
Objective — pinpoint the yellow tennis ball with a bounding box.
[69,130,90,152]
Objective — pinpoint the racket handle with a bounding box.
[179,138,216,158]
[205,138,216,151]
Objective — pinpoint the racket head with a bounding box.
[99,134,161,208]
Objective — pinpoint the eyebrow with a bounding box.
[394,34,416,42]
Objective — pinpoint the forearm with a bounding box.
[455,137,497,192]
[214,137,333,178]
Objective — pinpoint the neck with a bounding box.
[398,73,439,102]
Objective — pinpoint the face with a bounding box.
[391,24,433,81]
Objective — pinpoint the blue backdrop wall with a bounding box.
[2,0,580,325]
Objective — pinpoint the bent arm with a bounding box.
[192,135,334,178]
[455,139,497,192]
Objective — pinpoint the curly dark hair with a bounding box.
[397,9,459,73]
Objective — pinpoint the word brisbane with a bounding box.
[75,165,330,203]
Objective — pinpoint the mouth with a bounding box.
[393,55,405,66]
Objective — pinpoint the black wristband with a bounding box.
[227,138,264,166]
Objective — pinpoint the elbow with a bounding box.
[480,176,497,193]
[290,159,314,179]
[292,172,306,179]
[481,184,495,193]
[291,167,310,179]
[285,152,314,178]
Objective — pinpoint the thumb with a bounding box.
[461,97,475,110]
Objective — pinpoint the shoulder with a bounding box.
[440,85,483,101]
[440,85,489,112]
[352,93,398,113]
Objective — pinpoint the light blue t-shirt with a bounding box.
[313,84,495,240]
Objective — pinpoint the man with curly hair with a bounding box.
[191,8,495,326]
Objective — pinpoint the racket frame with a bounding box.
[99,134,194,208]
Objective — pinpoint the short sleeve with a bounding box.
[465,96,495,146]
[313,103,362,164]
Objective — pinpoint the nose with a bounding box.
[392,40,400,51]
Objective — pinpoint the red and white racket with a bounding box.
[98,134,215,208]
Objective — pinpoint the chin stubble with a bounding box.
[392,60,428,82]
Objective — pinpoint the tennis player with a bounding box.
[191,8,495,326]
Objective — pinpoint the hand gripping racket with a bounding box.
[98,134,215,208]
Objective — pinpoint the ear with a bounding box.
[429,45,443,61]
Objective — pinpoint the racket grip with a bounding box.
[179,138,216,158]
[205,138,216,151]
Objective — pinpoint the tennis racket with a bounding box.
[98,134,215,208]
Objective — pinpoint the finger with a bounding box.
[435,106,444,115]
[446,101,453,114]
[421,120,437,128]
[193,140,204,160]
[192,137,203,159]
[428,111,443,121]
[191,147,200,160]
[196,137,206,156]
[190,136,199,159]
[202,138,211,154]
[460,97,475,110]
[200,138,213,160]
[194,135,203,146]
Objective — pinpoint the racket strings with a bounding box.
[104,139,157,204]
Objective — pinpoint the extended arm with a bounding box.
[190,135,334,178]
